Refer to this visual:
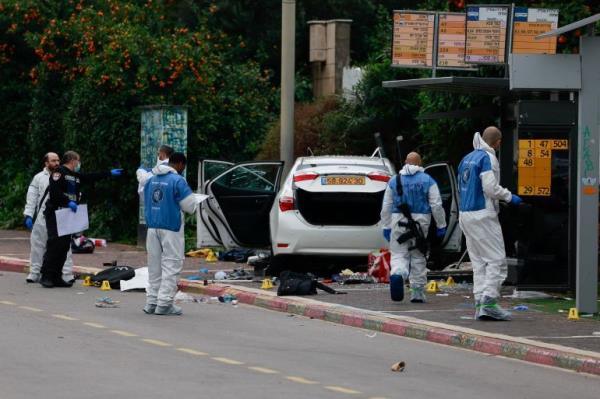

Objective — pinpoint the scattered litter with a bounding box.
[186,248,213,258]
[340,269,354,276]
[593,332,600,336]
[513,305,529,311]
[199,268,209,274]
[95,297,119,308]
[339,273,375,285]
[231,300,238,305]
[247,251,271,269]
[76,292,86,295]
[88,238,107,247]
[174,291,198,303]
[120,267,149,292]
[287,314,295,317]
[580,314,593,318]
[460,316,473,320]
[506,289,553,299]
[436,293,449,297]
[186,275,201,280]
[463,296,471,299]
[218,294,237,303]
[366,332,377,338]
[558,309,566,313]
[220,248,255,263]
[214,271,227,280]
[225,269,253,280]
[390,361,406,372]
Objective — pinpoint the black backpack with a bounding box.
[277,271,340,296]
[91,264,135,288]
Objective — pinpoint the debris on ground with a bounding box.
[391,361,406,372]
[505,289,553,299]
[214,271,227,280]
[95,297,119,308]
[174,291,198,303]
[366,332,377,338]
[513,304,529,311]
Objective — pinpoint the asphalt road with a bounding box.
[0,271,598,399]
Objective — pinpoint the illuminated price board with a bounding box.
[392,11,435,68]
[465,5,509,64]
[518,139,569,196]
[437,13,471,68]
[512,7,558,55]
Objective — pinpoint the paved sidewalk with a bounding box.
[2,228,600,376]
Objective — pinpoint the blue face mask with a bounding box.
[74,163,81,173]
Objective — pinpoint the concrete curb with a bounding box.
[178,280,600,377]
[2,256,599,376]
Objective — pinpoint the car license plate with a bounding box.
[321,176,365,185]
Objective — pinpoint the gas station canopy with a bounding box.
[382,77,509,96]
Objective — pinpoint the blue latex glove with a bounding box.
[68,201,78,213]
[24,216,33,230]
[436,227,447,238]
[111,168,123,176]
[383,228,391,242]
[510,194,522,206]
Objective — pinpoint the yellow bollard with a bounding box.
[567,307,579,320]
[425,280,439,293]
[100,280,112,291]
[83,276,93,287]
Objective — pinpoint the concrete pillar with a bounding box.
[308,19,352,97]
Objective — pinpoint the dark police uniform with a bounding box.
[40,165,110,286]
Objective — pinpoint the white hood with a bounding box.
[152,164,177,176]
[399,164,424,176]
[472,132,495,155]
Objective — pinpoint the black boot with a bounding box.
[53,278,74,288]
[40,277,54,288]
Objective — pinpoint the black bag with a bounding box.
[71,234,95,254]
[277,271,317,296]
[91,265,135,288]
[277,271,341,296]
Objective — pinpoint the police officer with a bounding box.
[40,151,122,288]
[381,152,447,303]
[458,127,521,321]
[23,152,74,283]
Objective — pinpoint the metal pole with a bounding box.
[575,36,599,314]
[280,0,296,177]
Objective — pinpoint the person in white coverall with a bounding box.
[142,152,197,316]
[136,144,174,197]
[457,127,522,321]
[381,152,447,303]
[23,152,74,283]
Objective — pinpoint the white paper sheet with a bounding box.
[55,204,89,237]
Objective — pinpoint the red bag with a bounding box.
[368,248,390,283]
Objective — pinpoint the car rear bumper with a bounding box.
[271,211,386,256]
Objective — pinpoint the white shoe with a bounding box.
[154,304,183,316]
[26,273,40,283]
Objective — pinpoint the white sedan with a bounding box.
[196,155,462,269]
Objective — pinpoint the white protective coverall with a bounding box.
[380,164,446,289]
[143,164,197,308]
[458,133,513,301]
[23,168,74,282]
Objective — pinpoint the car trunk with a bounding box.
[296,188,384,226]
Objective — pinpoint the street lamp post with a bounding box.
[280,0,296,176]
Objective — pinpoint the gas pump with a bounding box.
[507,100,577,289]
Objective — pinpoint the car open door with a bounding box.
[203,161,284,249]
[424,162,463,257]
[196,159,234,247]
